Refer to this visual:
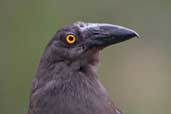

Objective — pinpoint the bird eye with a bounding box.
[65,34,77,44]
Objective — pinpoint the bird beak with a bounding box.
[81,23,139,49]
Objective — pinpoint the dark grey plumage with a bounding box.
[28,22,139,114]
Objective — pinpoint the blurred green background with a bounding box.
[0,0,171,114]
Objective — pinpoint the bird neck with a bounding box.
[40,48,100,75]
[35,53,100,88]
[38,58,98,77]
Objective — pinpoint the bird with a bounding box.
[28,22,139,114]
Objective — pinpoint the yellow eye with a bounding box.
[65,34,77,44]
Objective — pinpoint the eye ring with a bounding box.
[65,34,77,44]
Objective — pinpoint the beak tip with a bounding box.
[114,25,140,39]
[134,32,140,39]
[126,28,140,39]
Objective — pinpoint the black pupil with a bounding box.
[69,36,74,41]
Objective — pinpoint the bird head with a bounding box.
[43,22,139,67]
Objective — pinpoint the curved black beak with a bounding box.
[79,23,139,49]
